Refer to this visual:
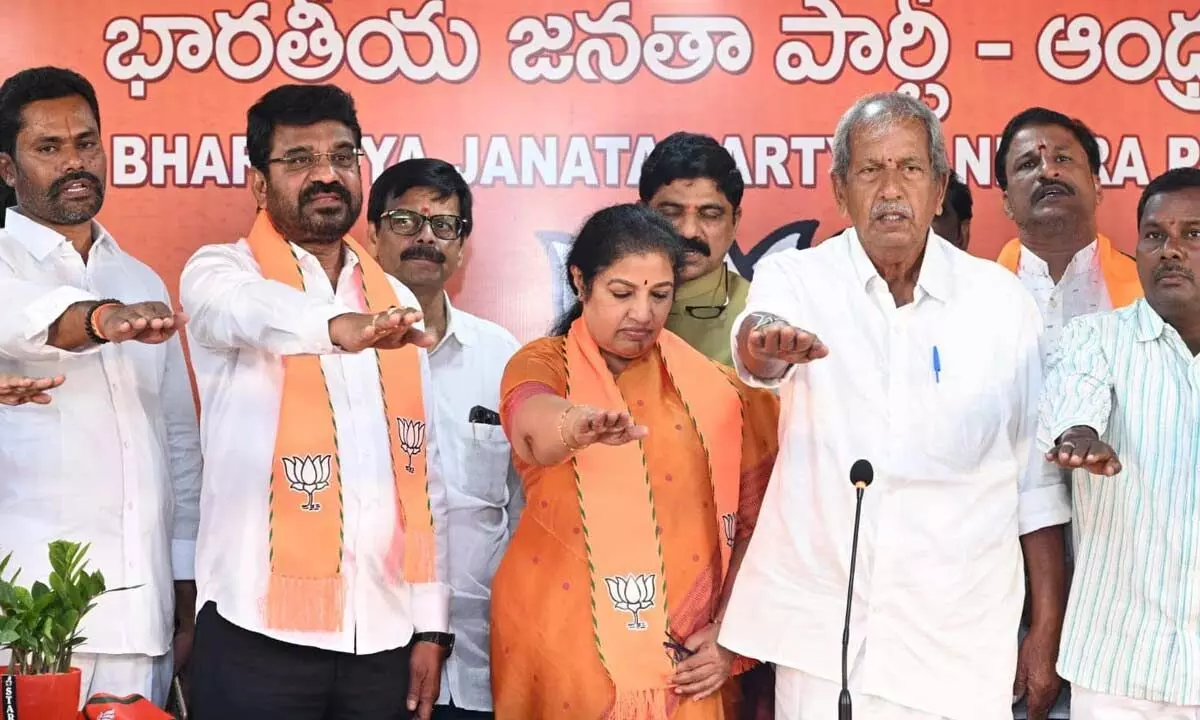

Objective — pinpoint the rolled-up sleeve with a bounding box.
[179,243,351,356]
[1038,316,1114,450]
[1014,295,1070,535]
[730,253,805,390]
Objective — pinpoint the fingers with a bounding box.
[670,659,716,687]
[749,325,827,363]
[105,303,184,343]
[1047,439,1122,476]
[417,696,434,720]
[0,375,64,405]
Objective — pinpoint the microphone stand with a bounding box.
[839,484,866,720]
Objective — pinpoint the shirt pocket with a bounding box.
[915,365,1007,476]
[455,421,513,505]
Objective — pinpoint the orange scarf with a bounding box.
[564,319,742,719]
[245,211,434,632]
[996,234,1143,308]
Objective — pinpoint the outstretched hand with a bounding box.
[563,405,648,449]
[0,373,65,406]
[329,307,436,353]
[98,302,187,345]
[746,320,829,365]
[1045,426,1121,476]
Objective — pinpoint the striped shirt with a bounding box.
[1039,298,1200,705]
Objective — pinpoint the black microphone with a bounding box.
[839,459,874,720]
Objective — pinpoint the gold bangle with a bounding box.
[558,405,583,452]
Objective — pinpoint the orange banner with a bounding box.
[3,0,1199,340]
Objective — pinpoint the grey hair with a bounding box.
[830,92,950,183]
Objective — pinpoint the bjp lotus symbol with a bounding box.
[397,418,426,474]
[604,573,656,631]
[284,454,332,512]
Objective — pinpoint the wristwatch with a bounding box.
[413,631,455,656]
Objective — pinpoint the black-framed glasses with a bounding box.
[267,149,364,174]
[382,209,468,242]
[683,267,731,320]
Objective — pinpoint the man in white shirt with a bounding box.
[994,107,1144,720]
[368,158,523,720]
[717,92,1071,720]
[0,371,64,405]
[181,84,451,720]
[994,107,1142,363]
[0,66,201,707]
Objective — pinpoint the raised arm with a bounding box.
[499,341,645,468]
[180,243,433,356]
[730,254,828,386]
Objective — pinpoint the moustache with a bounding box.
[682,237,711,257]
[870,202,913,221]
[1032,180,1075,203]
[1154,263,1196,282]
[300,181,352,208]
[400,244,446,264]
[49,170,103,198]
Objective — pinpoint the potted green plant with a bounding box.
[0,540,117,720]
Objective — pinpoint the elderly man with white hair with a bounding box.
[717,92,1071,720]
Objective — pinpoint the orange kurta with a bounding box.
[492,337,779,720]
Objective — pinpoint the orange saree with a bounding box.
[492,334,779,720]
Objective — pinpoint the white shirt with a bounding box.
[718,230,1071,720]
[0,208,201,657]
[1015,240,1112,365]
[180,238,450,653]
[427,296,523,712]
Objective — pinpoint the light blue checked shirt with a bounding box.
[1039,299,1200,706]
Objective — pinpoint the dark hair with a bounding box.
[367,158,473,238]
[994,107,1101,190]
[1137,167,1200,226]
[551,203,687,336]
[0,66,101,157]
[945,171,973,220]
[246,84,362,173]
[638,131,744,210]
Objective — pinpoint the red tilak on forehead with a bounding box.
[1037,143,1048,152]
[419,205,432,214]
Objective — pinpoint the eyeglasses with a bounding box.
[683,267,731,320]
[267,149,364,174]
[382,209,468,242]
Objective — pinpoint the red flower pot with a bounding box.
[0,667,82,720]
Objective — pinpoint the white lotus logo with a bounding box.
[397,418,426,474]
[721,512,736,548]
[604,573,656,631]
[283,454,332,512]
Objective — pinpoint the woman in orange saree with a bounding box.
[492,204,779,720]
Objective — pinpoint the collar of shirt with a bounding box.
[1017,238,1100,281]
[844,227,952,304]
[673,264,727,303]
[1132,298,1168,343]
[4,206,117,261]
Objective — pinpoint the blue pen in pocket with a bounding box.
[932,345,942,384]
